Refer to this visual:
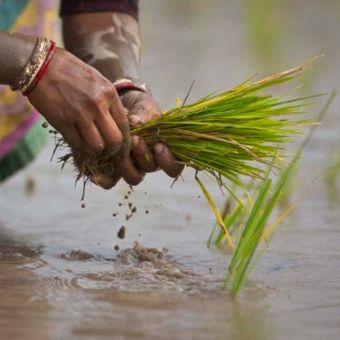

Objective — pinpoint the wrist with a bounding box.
[10,38,57,95]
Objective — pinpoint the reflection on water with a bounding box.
[1,0,340,339]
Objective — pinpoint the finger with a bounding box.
[90,173,121,190]
[109,89,131,156]
[76,120,105,155]
[131,135,157,172]
[53,123,83,150]
[117,156,145,186]
[95,112,123,155]
[153,142,184,178]
[129,98,162,127]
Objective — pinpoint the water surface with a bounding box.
[1,1,340,339]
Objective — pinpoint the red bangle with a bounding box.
[23,41,57,96]
[113,79,146,95]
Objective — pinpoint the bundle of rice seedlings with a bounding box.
[57,60,317,246]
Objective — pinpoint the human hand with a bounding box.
[90,90,184,189]
[27,47,130,157]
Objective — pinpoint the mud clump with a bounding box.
[59,250,94,261]
[80,242,217,293]
[117,226,126,239]
[117,242,190,280]
[119,242,166,264]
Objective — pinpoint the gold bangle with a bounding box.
[21,40,51,93]
[11,37,51,92]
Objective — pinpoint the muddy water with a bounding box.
[1,1,340,339]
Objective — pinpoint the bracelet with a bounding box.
[23,41,57,96]
[11,37,53,93]
[113,78,146,95]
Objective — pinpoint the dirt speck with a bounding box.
[117,226,126,239]
[114,245,120,251]
[25,175,36,196]
[125,213,133,221]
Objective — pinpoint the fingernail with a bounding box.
[154,143,164,154]
[129,115,142,127]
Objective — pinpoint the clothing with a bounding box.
[60,0,139,20]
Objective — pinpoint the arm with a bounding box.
[0,31,128,156]
[62,12,140,83]
[0,31,36,86]
[61,9,183,188]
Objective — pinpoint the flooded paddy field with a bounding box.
[1,1,340,339]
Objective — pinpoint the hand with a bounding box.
[90,90,184,189]
[27,47,130,157]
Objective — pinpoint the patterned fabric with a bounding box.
[0,0,56,181]
[60,0,139,20]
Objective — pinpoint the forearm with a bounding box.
[0,31,36,86]
[62,12,141,83]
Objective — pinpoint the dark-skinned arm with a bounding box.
[0,31,128,156]
[0,31,36,86]
[62,11,183,188]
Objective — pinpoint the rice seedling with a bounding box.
[278,91,335,207]
[211,92,335,296]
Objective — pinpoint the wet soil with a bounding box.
[1,0,340,339]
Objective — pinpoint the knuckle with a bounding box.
[108,131,123,153]
[89,142,104,153]
[109,85,120,99]
[92,88,110,110]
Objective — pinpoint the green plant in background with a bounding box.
[278,91,335,207]
[242,0,321,96]
[325,151,340,202]
[242,0,283,72]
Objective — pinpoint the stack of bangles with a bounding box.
[11,37,57,96]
